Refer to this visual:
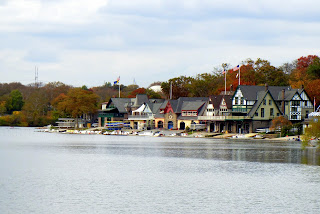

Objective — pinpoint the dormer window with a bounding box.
[235,97,238,105]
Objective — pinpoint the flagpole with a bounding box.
[238,66,241,86]
[119,83,120,98]
[224,70,226,95]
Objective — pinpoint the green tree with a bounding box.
[307,57,320,79]
[146,89,162,99]
[53,88,99,128]
[22,90,49,126]
[9,90,24,112]
[0,101,7,115]
[81,85,88,90]
[161,76,193,99]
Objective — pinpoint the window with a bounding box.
[291,107,297,112]
[270,108,274,116]
[304,101,308,106]
[192,111,197,116]
[306,110,309,118]
[255,112,258,116]
[263,99,266,105]
[187,111,192,116]
[269,100,272,105]
[277,113,280,116]
[235,97,238,105]
[182,111,186,116]
[261,108,265,118]
[291,115,297,120]
[240,97,244,105]
[292,101,300,106]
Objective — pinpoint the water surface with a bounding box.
[0,127,319,213]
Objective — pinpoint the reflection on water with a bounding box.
[1,127,320,214]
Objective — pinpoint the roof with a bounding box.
[237,85,300,101]
[108,98,132,113]
[132,104,145,113]
[210,95,233,109]
[248,91,268,117]
[174,97,209,113]
[133,94,150,107]
[181,101,205,111]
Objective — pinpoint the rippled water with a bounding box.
[0,127,320,213]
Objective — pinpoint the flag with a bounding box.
[114,76,120,84]
[233,65,240,71]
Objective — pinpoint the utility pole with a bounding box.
[170,81,172,99]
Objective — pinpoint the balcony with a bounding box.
[198,115,250,121]
[198,116,226,121]
[190,123,206,130]
[127,114,154,120]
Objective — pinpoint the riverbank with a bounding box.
[38,126,305,142]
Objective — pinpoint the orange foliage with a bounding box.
[128,88,146,98]
[289,55,318,88]
[305,79,320,107]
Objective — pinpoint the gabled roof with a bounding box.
[133,94,150,107]
[210,95,233,109]
[175,97,209,113]
[108,98,133,113]
[236,85,301,101]
[248,91,268,117]
[181,101,205,111]
[247,90,282,117]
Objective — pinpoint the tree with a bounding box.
[302,118,320,148]
[9,90,24,112]
[307,57,320,79]
[128,88,146,98]
[271,116,292,137]
[0,101,6,115]
[81,85,88,90]
[161,76,193,99]
[146,89,163,99]
[53,88,99,128]
[289,55,318,88]
[22,90,50,126]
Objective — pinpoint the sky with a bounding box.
[1,0,320,88]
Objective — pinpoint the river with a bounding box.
[0,127,320,213]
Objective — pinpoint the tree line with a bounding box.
[0,55,319,127]
[161,56,320,105]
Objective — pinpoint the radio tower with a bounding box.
[35,66,39,88]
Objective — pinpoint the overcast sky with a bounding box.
[1,0,320,88]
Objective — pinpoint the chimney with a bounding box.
[265,83,268,91]
[281,89,285,114]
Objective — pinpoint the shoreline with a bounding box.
[38,127,303,142]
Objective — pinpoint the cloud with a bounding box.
[0,0,320,88]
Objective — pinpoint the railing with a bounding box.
[99,113,124,117]
[232,107,248,113]
[190,124,206,130]
[127,115,154,120]
[198,115,250,121]
[197,116,226,121]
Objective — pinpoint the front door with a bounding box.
[180,122,185,130]
[168,121,173,129]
